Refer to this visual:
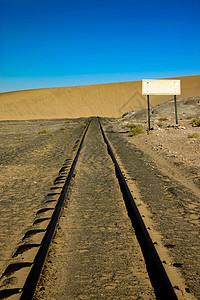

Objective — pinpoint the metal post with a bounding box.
[174,95,178,124]
[147,95,151,131]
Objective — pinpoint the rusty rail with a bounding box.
[98,118,177,300]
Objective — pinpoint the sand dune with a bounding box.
[0,75,199,120]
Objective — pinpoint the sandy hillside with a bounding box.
[0,75,199,120]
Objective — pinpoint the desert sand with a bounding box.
[0,75,200,120]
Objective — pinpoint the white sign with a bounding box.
[142,79,181,95]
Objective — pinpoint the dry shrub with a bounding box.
[188,133,199,138]
[193,118,200,126]
[129,124,145,136]
[124,123,137,129]
[158,117,167,122]
[38,129,48,134]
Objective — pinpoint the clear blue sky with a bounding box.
[0,0,200,93]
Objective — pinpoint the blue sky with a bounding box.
[0,0,200,93]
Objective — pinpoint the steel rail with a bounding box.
[20,121,90,300]
[98,118,178,300]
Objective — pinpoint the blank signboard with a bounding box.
[142,80,181,95]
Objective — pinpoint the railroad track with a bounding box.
[0,118,178,299]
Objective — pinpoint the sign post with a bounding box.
[174,95,178,124]
[147,95,151,131]
[142,79,181,131]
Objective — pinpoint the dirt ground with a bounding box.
[0,118,88,276]
[0,97,199,299]
[103,98,200,298]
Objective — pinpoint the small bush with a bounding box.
[81,122,85,126]
[158,117,167,122]
[65,120,71,123]
[157,122,163,128]
[18,137,23,141]
[38,130,48,134]
[49,133,54,137]
[188,133,199,138]
[45,144,52,150]
[124,123,137,129]
[34,150,44,154]
[193,118,200,126]
[60,127,66,130]
[129,124,145,136]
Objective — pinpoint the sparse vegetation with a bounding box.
[128,124,145,136]
[65,120,71,123]
[188,133,199,138]
[60,127,66,130]
[192,118,200,127]
[124,123,137,129]
[158,117,167,122]
[33,144,52,155]
[49,133,54,137]
[34,150,44,154]
[81,122,85,126]
[157,122,163,128]
[45,144,52,150]
[38,129,48,134]
[124,123,145,136]
[18,137,23,141]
